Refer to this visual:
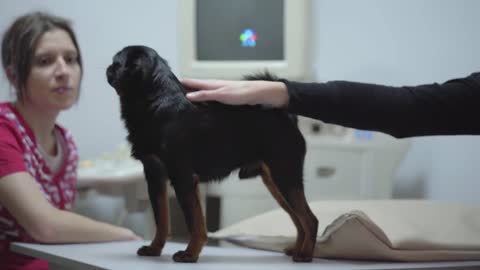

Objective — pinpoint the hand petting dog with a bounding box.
[183,78,290,108]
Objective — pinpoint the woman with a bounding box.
[0,12,139,270]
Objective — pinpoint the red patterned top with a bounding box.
[0,102,78,270]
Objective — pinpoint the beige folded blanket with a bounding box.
[209,200,480,261]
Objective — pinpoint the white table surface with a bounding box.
[11,240,480,270]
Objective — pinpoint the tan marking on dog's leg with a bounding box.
[137,180,169,256]
[185,187,207,256]
[285,188,318,262]
[260,163,304,256]
[173,176,207,263]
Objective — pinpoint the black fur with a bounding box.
[106,45,312,261]
[106,45,306,186]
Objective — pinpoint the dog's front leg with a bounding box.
[137,155,170,257]
[171,174,207,263]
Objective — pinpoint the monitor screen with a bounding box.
[196,0,284,61]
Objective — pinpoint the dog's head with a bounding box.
[106,45,170,97]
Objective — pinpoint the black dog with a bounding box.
[106,45,318,263]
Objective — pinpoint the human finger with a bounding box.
[186,89,223,102]
[180,78,229,91]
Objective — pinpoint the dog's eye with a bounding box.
[126,61,141,69]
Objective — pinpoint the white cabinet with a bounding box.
[303,147,365,200]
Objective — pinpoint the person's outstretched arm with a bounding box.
[183,72,480,138]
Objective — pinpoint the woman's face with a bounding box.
[23,28,81,112]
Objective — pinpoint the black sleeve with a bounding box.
[284,72,480,138]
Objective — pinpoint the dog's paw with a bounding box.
[283,245,299,257]
[284,249,294,256]
[292,252,313,263]
[172,250,198,263]
[137,245,162,257]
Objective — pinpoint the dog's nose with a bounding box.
[106,65,116,85]
[106,65,113,77]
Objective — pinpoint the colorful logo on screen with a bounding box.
[240,29,257,47]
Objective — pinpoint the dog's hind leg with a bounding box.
[264,161,318,262]
[279,184,318,262]
[137,155,170,257]
[170,173,207,263]
[259,163,305,256]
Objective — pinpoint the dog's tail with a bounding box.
[244,71,299,127]
[243,71,280,82]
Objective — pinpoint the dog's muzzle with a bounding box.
[106,65,125,96]
[106,65,116,85]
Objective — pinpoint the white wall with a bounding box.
[1,0,480,203]
[310,0,480,203]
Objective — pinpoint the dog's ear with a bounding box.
[157,56,170,68]
[151,61,177,88]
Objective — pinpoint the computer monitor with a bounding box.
[178,0,310,80]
